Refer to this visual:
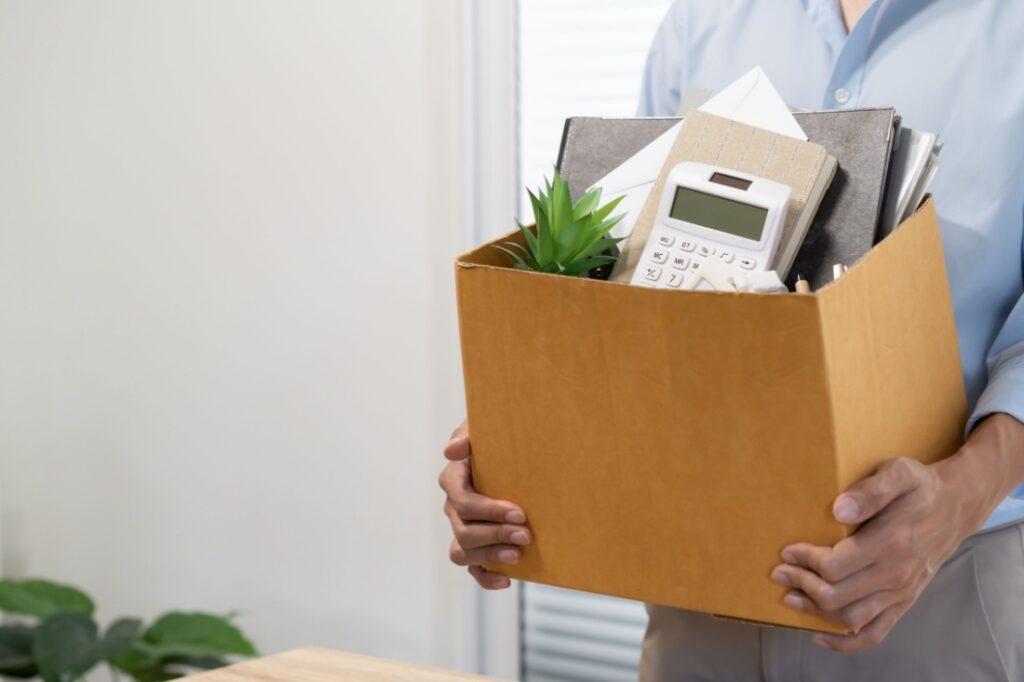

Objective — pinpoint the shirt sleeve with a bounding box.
[967,206,1024,434]
[636,2,687,117]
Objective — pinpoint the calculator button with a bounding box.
[644,266,663,282]
[690,260,701,272]
[671,255,691,270]
[719,251,735,264]
[678,240,696,253]
[658,234,676,247]
[698,245,717,258]
[738,257,757,270]
[651,249,669,264]
[666,272,684,288]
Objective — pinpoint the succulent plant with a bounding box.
[495,169,625,277]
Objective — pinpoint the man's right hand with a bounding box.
[439,421,531,590]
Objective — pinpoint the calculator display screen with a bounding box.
[669,186,768,242]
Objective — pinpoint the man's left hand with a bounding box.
[770,455,981,653]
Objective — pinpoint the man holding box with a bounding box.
[440,0,1024,679]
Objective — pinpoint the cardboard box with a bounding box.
[454,198,966,633]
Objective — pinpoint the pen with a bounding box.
[794,275,811,294]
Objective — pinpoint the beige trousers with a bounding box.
[639,523,1024,681]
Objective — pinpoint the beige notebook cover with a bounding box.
[611,110,834,283]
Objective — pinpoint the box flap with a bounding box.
[818,198,967,490]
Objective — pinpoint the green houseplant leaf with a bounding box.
[112,613,254,682]
[571,187,601,221]
[32,613,138,681]
[0,625,37,678]
[97,617,143,659]
[0,579,94,620]
[493,169,626,278]
[32,613,102,682]
[143,612,257,659]
[0,576,256,682]
[493,245,530,270]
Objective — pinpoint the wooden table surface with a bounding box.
[185,647,507,682]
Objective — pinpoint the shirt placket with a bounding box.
[819,0,887,109]
[823,0,888,109]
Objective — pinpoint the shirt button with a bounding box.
[834,88,851,104]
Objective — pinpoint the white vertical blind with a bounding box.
[518,0,673,215]
[516,1,673,680]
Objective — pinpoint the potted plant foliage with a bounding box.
[0,578,257,681]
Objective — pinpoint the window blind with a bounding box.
[516,2,673,680]
[518,0,673,214]
[521,585,649,682]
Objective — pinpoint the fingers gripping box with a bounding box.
[454,199,967,633]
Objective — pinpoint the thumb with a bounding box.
[443,421,471,461]
[833,458,920,524]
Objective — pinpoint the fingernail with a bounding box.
[770,568,790,587]
[834,496,861,524]
[505,510,526,524]
[784,593,804,611]
[498,549,519,565]
[781,550,797,564]
[510,531,530,545]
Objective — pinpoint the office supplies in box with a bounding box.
[454,198,966,633]
[610,110,837,283]
[561,107,903,289]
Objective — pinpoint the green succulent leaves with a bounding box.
[495,169,626,277]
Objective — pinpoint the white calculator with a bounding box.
[631,162,791,290]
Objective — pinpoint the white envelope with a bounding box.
[698,66,807,142]
[597,122,682,241]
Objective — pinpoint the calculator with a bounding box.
[630,162,791,290]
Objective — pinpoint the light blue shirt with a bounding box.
[638,0,1024,530]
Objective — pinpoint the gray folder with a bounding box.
[557,108,899,290]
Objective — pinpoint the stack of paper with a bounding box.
[878,128,942,239]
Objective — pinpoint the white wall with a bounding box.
[0,0,475,671]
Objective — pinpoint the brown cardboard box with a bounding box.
[454,198,966,633]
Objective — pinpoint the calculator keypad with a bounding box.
[632,228,761,289]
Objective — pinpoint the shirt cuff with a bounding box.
[967,356,1024,435]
